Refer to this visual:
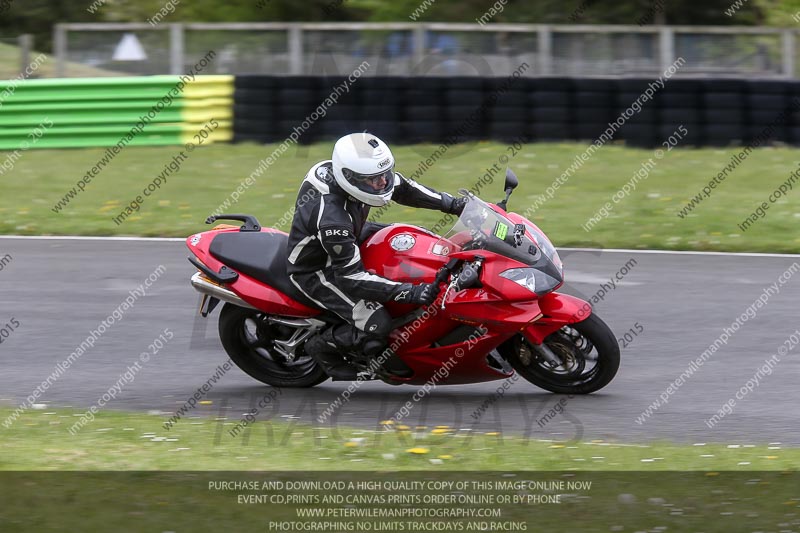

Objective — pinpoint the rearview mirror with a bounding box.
[504,168,519,192]
[497,168,519,211]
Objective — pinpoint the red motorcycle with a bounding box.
[187,169,619,394]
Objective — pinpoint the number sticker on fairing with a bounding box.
[493,222,508,240]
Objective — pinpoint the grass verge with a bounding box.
[3,407,798,531]
[3,141,800,252]
[2,407,798,471]
[0,41,123,79]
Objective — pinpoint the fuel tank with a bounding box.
[360,224,450,284]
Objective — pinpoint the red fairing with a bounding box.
[446,290,544,331]
[187,227,319,317]
[186,231,214,263]
[390,335,513,385]
[539,292,592,323]
[521,292,592,345]
[230,271,320,317]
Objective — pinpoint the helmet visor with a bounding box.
[342,166,395,196]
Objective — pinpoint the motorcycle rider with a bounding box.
[287,132,466,380]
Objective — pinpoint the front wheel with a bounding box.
[218,303,328,388]
[499,313,620,394]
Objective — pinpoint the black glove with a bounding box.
[442,194,468,216]
[393,283,441,305]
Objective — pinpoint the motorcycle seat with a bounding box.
[208,232,317,309]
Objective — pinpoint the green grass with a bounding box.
[1,470,799,533]
[0,41,123,79]
[2,408,798,531]
[2,407,799,471]
[4,141,800,252]
[0,142,800,252]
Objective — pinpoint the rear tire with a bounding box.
[218,303,328,388]
[500,313,620,394]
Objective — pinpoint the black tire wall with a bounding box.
[233,76,800,148]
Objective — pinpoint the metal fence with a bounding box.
[0,34,34,79]
[32,22,800,78]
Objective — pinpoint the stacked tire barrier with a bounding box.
[233,76,800,148]
[2,75,798,150]
[0,76,233,150]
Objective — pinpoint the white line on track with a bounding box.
[560,247,800,258]
[1,235,799,258]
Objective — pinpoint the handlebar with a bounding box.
[434,258,461,286]
[438,256,484,310]
[452,259,482,292]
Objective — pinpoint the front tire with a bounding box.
[500,313,620,394]
[218,303,328,388]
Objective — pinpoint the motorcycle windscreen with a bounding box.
[436,196,562,282]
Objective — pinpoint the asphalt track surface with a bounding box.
[1,236,799,446]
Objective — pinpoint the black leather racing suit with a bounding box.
[286,160,462,368]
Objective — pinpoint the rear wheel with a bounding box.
[218,303,328,388]
[500,313,620,394]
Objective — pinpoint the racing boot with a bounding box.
[359,336,413,379]
[303,326,359,381]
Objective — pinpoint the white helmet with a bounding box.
[331,133,395,207]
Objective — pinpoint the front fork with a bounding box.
[528,342,564,367]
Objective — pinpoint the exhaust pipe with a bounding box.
[190,272,256,310]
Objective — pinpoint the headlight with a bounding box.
[500,268,537,293]
[499,267,561,296]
